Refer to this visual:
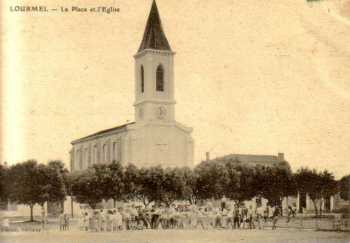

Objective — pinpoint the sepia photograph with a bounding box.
[1,0,350,242]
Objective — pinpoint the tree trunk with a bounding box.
[113,199,116,208]
[312,200,318,217]
[60,200,64,214]
[90,203,96,210]
[71,197,74,218]
[30,204,34,222]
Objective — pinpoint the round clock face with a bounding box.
[156,106,167,119]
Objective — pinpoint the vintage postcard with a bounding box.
[1,0,349,242]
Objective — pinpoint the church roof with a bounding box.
[138,0,171,53]
[71,122,135,144]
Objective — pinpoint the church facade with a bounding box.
[70,1,194,171]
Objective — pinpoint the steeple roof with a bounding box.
[138,0,171,53]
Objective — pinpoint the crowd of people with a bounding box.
[70,202,297,232]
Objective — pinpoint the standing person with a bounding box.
[101,209,107,232]
[233,205,241,229]
[78,211,85,231]
[247,205,255,229]
[268,205,274,219]
[150,205,161,229]
[137,207,149,229]
[97,210,103,232]
[159,206,168,229]
[121,207,130,230]
[272,206,280,230]
[291,204,297,218]
[221,196,227,212]
[59,211,65,231]
[64,213,70,231]
[83,212,89,231]
[111,210,117,232]
[105,210,112,232]
[41,207,47,231]
[197,208,207,230]
[263,206,269,223]
[241,205,247,229]
[256,206,264,229]
[189,207,196,229]
[130,205,139,230]
[222,207,230,229]
[214,207,223,229]
[91,211,98,232]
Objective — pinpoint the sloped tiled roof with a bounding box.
[71,122,135,144]
[138,0,171,52]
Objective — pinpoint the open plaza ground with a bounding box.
[1,229,349,243]
[1,216,349,243]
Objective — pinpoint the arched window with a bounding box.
[113,141,121,162]
[79,149,83,170]
[85,148,91,167]
[156,65,164,92]
[93,145,98,164]
[141,65,145,93]
[103,144,108,163]
[113,142,117,162]
[84,148,88,163]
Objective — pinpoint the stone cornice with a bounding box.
[134,49,176,59]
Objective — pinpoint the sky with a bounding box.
[2,0,350,178]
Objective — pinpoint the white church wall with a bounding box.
[127,123,193,168]
[71,131,127,172]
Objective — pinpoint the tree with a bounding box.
[137,166,164,207]
[227,164,256,205]
[339,175,350,201]
[0,164,9,203]
[294,168,321,216]
[7,160,43,221]
[123,164,141,201]
[6,160,67,221]
[318,170,338,215]
[194,160,230,200]
[47,160,70,212]
[254,166,296,207]
[294,168,337,216]
[47,160,70,194]
[35,163,66,207]
[194,159,259,205]
[70,168,105,209]
[160,167,190,206]
[106,161,124,207]
[178,167,198,205]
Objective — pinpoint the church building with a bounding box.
[70,1,194,171]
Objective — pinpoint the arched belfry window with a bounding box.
[156,65,164,92]
[141,65,145,93]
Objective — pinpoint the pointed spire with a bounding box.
[138,0,172,53]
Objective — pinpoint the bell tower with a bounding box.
[134,0,176,123]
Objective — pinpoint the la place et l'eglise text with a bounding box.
[9,6,120,14]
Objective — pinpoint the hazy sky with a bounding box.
[2,0,350,178]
